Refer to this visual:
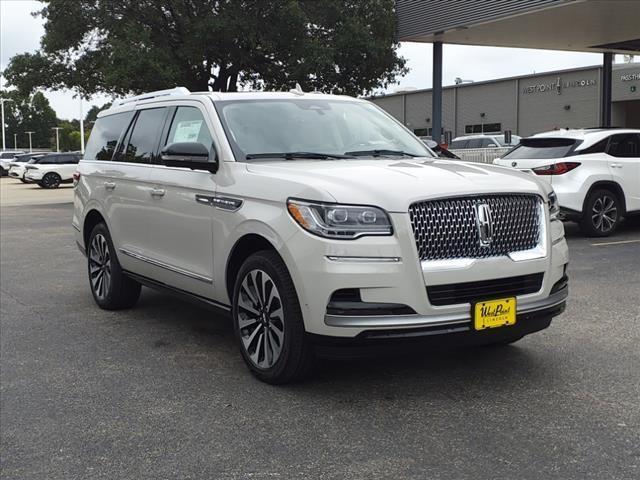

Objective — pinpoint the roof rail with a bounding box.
[113,87,191,107]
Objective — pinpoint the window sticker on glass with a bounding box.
[173,120,203,142]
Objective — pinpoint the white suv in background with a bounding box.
[494,129,640,236]
[74,88,568,384]
[24,152,82,188]
[450,134,522,149]
[0,150,24,175]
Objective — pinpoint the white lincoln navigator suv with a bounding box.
[74,88,569,383]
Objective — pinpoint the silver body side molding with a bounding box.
[119,248,213,284]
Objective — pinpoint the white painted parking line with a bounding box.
[591,239,640,247]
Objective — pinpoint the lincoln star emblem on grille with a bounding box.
[474,203,494,246]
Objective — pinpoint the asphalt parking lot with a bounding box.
[1,178,639,479]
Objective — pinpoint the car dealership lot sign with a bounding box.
[522,76,597,95]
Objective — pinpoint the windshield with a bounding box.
[502,138,581,159]
[215,99,433,161]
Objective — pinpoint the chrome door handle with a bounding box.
[104,181,116,190]
[610,163,623,168]
[150,188,166,197]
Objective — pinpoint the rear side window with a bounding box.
[467,138,483,149]
[579,137,609,154]
[449,140,468,149]
[58,155,80,164]
[608,134,639,158]
[84,112,134,161]
[481,138,497,148]
[121,108,167,163]
[38,155,58,164]
[503,138,581,160]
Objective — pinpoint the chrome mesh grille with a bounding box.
[409,194,542,261]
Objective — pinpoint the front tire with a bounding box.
[87,223,141,310]
[40,172,62,189]
[232,251,315,384]
[580,189,620,237]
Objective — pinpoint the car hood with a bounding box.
[245,158,548,212]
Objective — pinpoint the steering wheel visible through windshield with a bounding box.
[214,98,434,161]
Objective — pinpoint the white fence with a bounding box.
[448,147,511,164]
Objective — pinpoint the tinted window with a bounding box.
[38,155,58,164]
[467,138,483,149]
[121,108,167,163]
[449,140,468,149]
[481,138,497,148]
[465,123,501,134]
[608,134,639,158]
[58,155,81,164]
[84,111,134,161]
[503,138,581,160]
[580,137,609,154]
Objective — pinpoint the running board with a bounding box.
[122,269,231,315]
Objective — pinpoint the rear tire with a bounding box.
[87,223,141,310]
[41,172,62,189]
[579,189,621,237]
[232,250,315,384]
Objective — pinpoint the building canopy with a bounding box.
[396,0,640,54]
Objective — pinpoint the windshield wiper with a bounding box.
[344,149,420,157]
[245,152,352,160]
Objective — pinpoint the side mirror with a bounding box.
[160,142,218,173]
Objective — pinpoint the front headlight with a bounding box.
[287,199,393,239]
[548,191,560,219]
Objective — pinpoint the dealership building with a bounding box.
[371,63,640,139]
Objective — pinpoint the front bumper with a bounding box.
[310,299,564,357]
[8,168,24,179]
[280,212,568,338]
[324,284,567,330]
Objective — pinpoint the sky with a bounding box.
[0,0,636,120]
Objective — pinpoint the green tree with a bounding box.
[3,0,406,97]
[55,120,82,151]
[1,90,57,149]
[85,103,112,124]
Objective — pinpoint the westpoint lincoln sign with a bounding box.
[522,76,597,94]
[620,72,640,81]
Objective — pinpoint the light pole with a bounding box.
[1,98,13,150]
[25,131,34,153]
[52,127,62,152]
[13,133,17,149]
[79,95,85,154]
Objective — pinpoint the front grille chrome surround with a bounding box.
[409,194,543,262]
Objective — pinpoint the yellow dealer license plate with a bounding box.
[474,297,516,330]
